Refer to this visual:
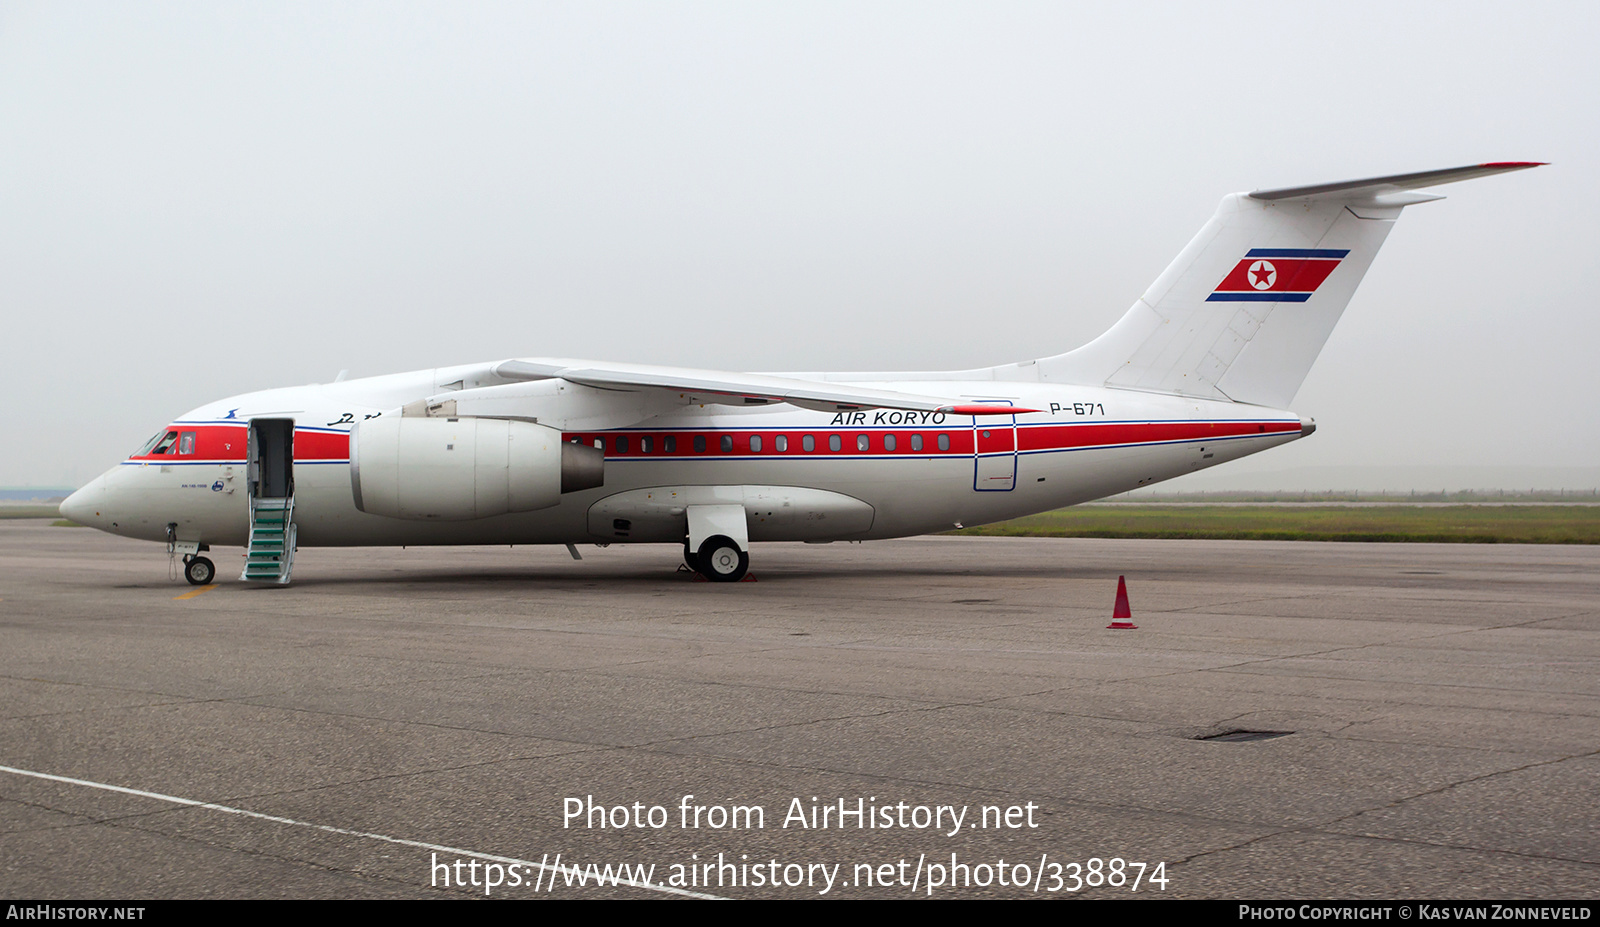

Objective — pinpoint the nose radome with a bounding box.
[59,487,89,524]
[59,476,105,525]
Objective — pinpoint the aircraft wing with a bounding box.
[491,358,1030,415]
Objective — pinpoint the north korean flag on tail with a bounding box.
[1208,248,1348,302]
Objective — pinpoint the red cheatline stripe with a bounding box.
[126,419,1297,463]
[293,430,351,460]
[1018,419,1296,453]
[127,424,351,462]
[574,420,1296,458]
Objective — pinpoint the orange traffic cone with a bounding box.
[1107,575,1138,629]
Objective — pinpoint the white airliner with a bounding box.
[61,163,1542,585]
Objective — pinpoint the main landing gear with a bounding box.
[696,535,749,582]
[684,504,751,582]
[684,536,749,582]
[183,555,216,586]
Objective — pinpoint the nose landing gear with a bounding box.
[183,555,216,586]
[167,524,215,585]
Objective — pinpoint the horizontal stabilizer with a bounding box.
[1250,162,1544,203]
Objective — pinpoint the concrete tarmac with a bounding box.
[1,520,1596,899]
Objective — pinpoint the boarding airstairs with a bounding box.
[241,496,296,584]
[241,418,297,585]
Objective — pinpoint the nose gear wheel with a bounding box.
[183,556,216,586]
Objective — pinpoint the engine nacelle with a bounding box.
[350,416,603,520]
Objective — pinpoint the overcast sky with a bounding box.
[3,1,1596,488]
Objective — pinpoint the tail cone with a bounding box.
[1107,575,1138,629]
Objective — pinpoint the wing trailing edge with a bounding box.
[491,359,1032,416]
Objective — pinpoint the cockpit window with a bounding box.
[134,430,181,457]
[178,432,196,455]
[150,431,180,455]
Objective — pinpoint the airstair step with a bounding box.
[243,495,296,584]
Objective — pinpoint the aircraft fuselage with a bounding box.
[63,370,1305,549]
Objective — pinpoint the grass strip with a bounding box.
[949,505,1600,544]
[0,506,65,519]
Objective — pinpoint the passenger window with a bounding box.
[594,437,605,451]
[750,435,762,453]
[694,435,707,453]
[775,435,787,452]
[615,435,628,454]
[938,433,951,451]
[664,435,677,453]
[178,432,196,455]
[911,434,924,452]
[802,435,815,452]
[641,435,653,454]
[721,435,733,453]
[856,434,869,452]
[884,434,897,451]
[828,435,841,452]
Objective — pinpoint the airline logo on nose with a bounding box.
[1209,248,1348,302]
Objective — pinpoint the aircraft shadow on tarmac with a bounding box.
[225,562,1083,589]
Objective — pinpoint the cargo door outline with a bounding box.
[971,401,1017,492]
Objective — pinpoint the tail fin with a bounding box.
[1037,162,1543,408]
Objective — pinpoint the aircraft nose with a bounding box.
[59,477,105,526]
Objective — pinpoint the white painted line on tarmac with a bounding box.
[0,763,723,899]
